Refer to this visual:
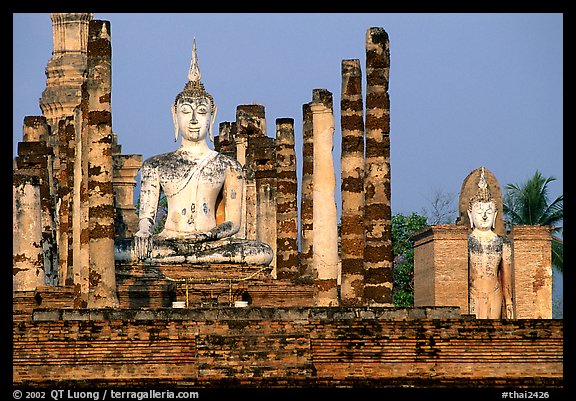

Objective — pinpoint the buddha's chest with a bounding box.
[468,234,503,277]
[158,156,227,197]
[468,234,503,255]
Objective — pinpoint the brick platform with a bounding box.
[13,307,562,388]
[115,262,316,308]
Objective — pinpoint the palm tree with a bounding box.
[503,170,563,272]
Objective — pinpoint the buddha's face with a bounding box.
[176,98,212,142]
[469,201,497,231]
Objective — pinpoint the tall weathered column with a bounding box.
[84,20,118,307]
[236,104,266,241]
[311,89,339,306]
[55,117,74,287]
[16,116,58,285]
[235,105,277,272]
[275,118,299,280]
[363,27,393,306]
[340,59,365,306]
[13,174,47,291]
[72,107,90,307]
[299,103,314,280]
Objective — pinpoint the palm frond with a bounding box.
[503,170,563,272]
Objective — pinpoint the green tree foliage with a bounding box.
[503,170,563,272]
[392,212,429,307]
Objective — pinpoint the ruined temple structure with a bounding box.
[13,14,142,308]
[13,14,562,388]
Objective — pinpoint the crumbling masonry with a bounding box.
[13,15,561,388]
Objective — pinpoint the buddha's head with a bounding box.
[172,39,217,143]
[467,167,498,231]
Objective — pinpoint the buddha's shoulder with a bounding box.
[142,150,242,171]
[498,234,512,246]
[214,152,243,172]
[140,151,179,171]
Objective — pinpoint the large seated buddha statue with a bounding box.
[122,40,273,266]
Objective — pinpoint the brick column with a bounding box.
[340,59,365,306]
[216,121,238,160]
[214,121,239,228]
[234,124,249,239]
[84,20,118,307]
[236,104,267,241]
[363,27,393,306]
[55,117,73,287]
[252,137,277,274]
[510,225,553,319]
[109,132,142,240]
[412,225,469,313]
[299,103,314,280]
[17,116,58,285]
[73,106,91,308]
[311,89,339,306]
[112,153,142,239]
[275,118,299,280]
[13,174,47,291]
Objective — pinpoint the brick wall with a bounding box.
[510,225,553,318]
[13,307,562,387]
[413,225,469,313]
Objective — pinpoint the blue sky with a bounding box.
[13,13,562,217]
[12,13,563,314]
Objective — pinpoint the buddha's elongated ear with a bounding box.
[209,104,218,143]
[467,209,474,229]
[171,103,179,142]
[493,210,498,229]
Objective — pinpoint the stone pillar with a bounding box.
[13,174,47,291]
[216,122,238,160]
[84,20,118,308]
[340,59,365,306]
[72,106,90,307]
[251,137,277,275]
[510,225,553,319]
[237,104,267,137]
[235,104,277,274]
[40,13,92,136]
[275,118,300,280]
[299,103,314,280]
[412,225,469,313]
[311,89,339,306]
[112,154,142,239]
[254,150,277,275]
[214,122,238,227]
[23,115,50,142]
[233,126,248,239]
[17,116,58,285]
[111,133,142,240]
[55,117,74,287]
[236,104,267,241]
[363,27,393,306]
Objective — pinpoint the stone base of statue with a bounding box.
[114,236,309,307]
[115,261,315,308]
